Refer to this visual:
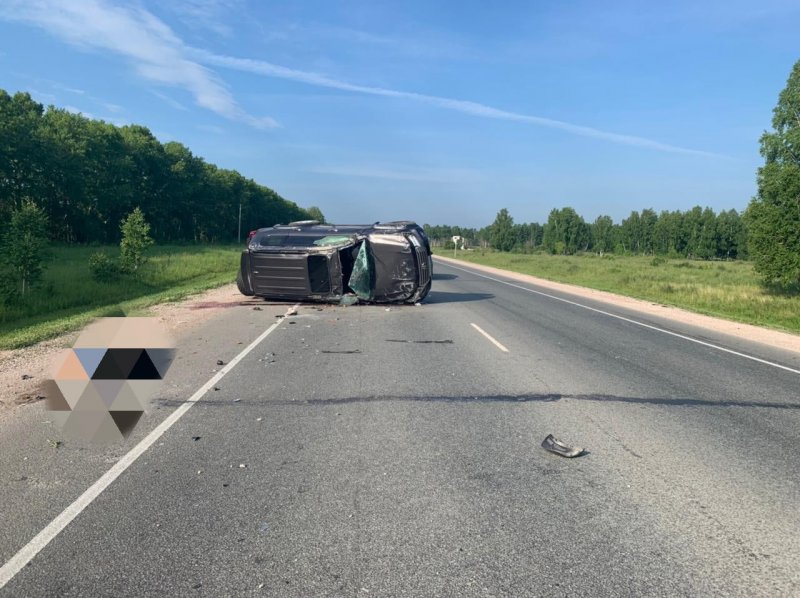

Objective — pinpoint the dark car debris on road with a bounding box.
[541,434,585,458]
[236,220,433,304]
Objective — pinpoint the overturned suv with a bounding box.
[237,221,433,304]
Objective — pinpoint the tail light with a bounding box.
[247,230,257,244]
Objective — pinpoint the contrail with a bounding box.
[194,50,722,158]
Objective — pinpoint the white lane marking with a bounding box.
[0,303,300,589]
[471,323,510,353]
[439,260,800,376]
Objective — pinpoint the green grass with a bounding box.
[447,251,800,334]
[0,245,241,349]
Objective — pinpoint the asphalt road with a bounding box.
[1,258,799,596]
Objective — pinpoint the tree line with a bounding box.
[0,89,318,244]
[426,204,748,260]
[428,59,800,290]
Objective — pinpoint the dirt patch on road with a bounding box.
[435,255,800,355]
[0,284,254,414]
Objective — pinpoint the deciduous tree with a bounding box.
[745,60,800,288]
[1,199,49,298]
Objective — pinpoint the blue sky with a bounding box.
[1,1,798,228]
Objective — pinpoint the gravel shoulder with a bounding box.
[0,283,259,414]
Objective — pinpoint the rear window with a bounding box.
[256,233,334,247]
[285,234,333,247]
[256,234,288,246]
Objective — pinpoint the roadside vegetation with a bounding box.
[427,60,800,333]
[445,251,800,334]
[0,244,240,349]
[0,89,328,349]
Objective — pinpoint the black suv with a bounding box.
[236,221,433,304]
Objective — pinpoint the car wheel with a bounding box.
[236,269,254,296]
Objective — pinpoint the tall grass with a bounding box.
[449,251,800,334]
[0,245,241,348]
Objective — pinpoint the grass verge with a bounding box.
[0,245,241,349]
[445,251,800,334]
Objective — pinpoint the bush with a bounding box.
[119,207,154,273]
[0,274,18,306]
[89,252,121,282]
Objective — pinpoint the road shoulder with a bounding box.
[435,255,800,355]
[0,284,257,414]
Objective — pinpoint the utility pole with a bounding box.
[238,202,242,243]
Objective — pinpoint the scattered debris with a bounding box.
[47,438,63,449]
[259,522,269,533]
[223,483,229,488]
[287,308,298,316]
[289,321,296,325]
[258,583,265,589]
[14,394,46,405]
[386,339,453,344]
[216,359,225,366]
[233,398,241,403]
[197,470,202,475]
[213,387,220,391]
[192,436,201,441]
[385,308,391,312]
[239,463,247,468]
[321,349,362,354]
[252,306,262,311]
[339,295,358,306]
[21,374,32,380]
[414,302,422,307]
[275,314,285,319]
[256,417,263,422]
[541,434,585,458]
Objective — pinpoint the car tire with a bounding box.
[236,268,254,296]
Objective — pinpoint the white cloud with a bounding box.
[101,101,124,113]
[166,0,244,37]
[197,124,225,134]
[265,22,471,61]
[63,105,95,119]
[309,165,483,184]
[54,83,86,95]
[27,88,58,105]
[151,90,189,111]
[0,0,277,129]
[195,50,721,157]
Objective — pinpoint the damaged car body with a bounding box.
[236,221,433,304]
